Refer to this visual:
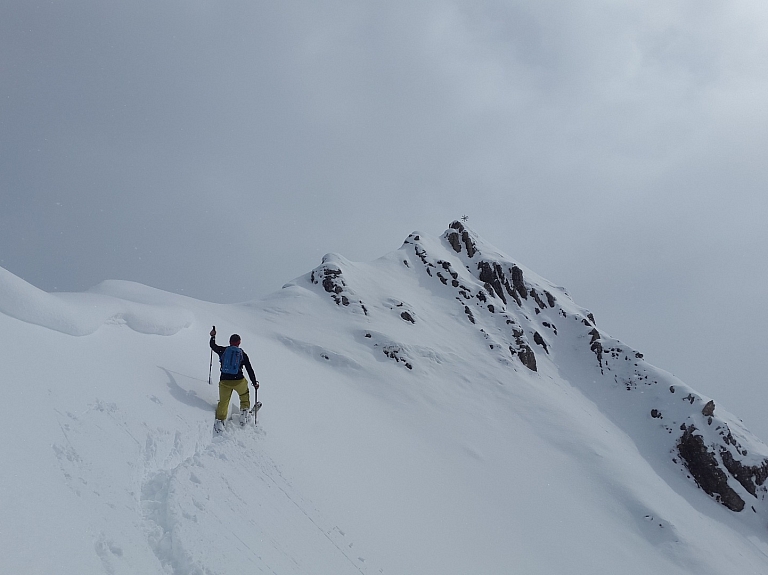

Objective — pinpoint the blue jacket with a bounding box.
[210,337,257,382]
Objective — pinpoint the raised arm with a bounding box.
[209,327,225,356]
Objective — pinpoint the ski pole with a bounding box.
[208,325,215,385]
[251,380,261,424]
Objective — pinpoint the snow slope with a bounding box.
[2,222,768,575]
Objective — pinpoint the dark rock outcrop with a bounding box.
[309,261,368,314]
[477,261,509,305]
[511,344,537,372]
[588,328,603,372]
[720,450,768,498]
[447,221,478,257]
[382,345,413,370]
[677,425,745,512]
[510,266,527,300]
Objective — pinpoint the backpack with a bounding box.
[221,346,243,375]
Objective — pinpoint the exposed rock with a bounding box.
[439,260,459,280]
[382,345,413,370]
[415,245,431,266]
[677,425,745,512]
[510,266,528,300]
[447,221,478,257]
[588,328,603,372]
[510,345,537,372]
[309,262,368,313]
[463,231,478,257]
[518,346,537,372]
[720,450,768,497]
[477,261,509,305]
[447,231,462,253]
[400,311,415,324]
[504,326,538,371]
[533,331,549,353]
[316,267,343,295]
[482,282,496,298]
[702,400,715,417]
[531,289,547,310]
[718,424,738,447]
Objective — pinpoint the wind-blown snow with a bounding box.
[2,223,768,575]
[0,267,192,336]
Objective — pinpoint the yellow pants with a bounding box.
[216,378,250,420]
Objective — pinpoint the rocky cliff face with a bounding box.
[298,220,768,516]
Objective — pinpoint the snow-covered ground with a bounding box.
[2,223,768,575]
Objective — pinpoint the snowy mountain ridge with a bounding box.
[298,220,768,518]
[2,221,768,574]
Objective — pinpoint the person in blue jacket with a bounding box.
[209,327,259,432]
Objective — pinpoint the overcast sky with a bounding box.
[2,1,768,438]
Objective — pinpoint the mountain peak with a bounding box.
[444,219,480,258]
[294,221,768,517]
